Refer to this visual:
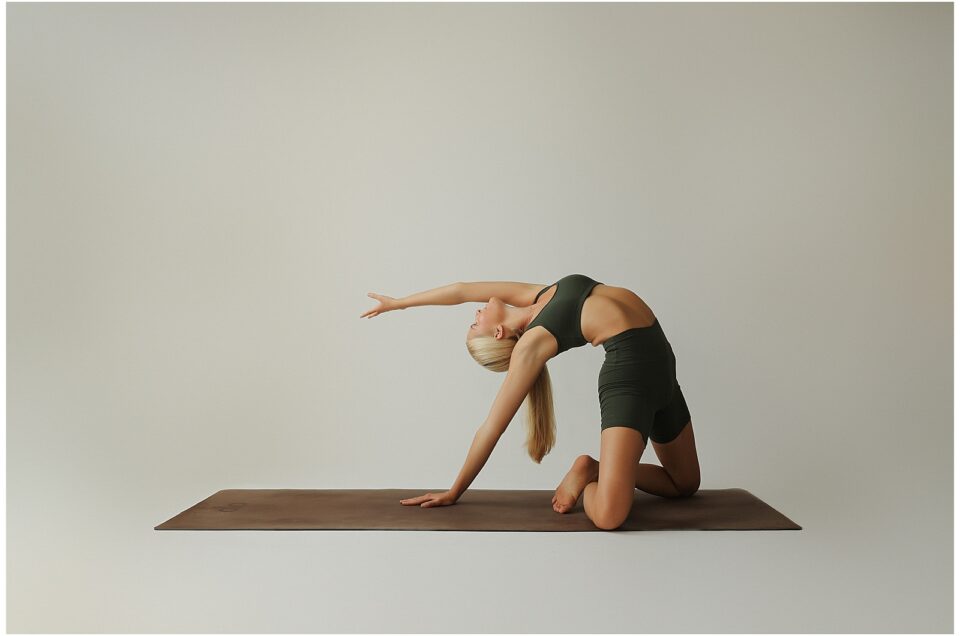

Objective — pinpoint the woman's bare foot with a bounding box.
[552,454,600,513]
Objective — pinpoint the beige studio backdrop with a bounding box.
[7,2,953,633]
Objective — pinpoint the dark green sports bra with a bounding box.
[526,274,604,354]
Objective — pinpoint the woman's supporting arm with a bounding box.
[448,348,545,499]
[449,426,502,499]
[398,282,463,309]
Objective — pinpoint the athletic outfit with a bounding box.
[529,274,691,445]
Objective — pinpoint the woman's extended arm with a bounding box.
[397,282,462,309]
[366,281,545,316]
[361,283,462,319]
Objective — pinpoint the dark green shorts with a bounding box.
[598,319,691,444]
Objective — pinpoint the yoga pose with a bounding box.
[361,274,700,530]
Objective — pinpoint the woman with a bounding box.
[361,274,701,531]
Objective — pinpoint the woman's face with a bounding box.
[466,296,505,340]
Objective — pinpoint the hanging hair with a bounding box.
[465,331,556,463]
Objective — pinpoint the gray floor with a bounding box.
[5,480,951,633]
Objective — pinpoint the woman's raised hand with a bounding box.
[360,292,403,319]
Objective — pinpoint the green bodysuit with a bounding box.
[526,274,604,355]
[528,273,693,444]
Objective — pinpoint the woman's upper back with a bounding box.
[523,274,658,358]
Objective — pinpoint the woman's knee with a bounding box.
[593,507,630,530]
[592,483,635,529]
[674,475,700,497]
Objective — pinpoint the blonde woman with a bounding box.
[361,274,701,530]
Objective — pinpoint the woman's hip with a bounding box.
[598,355,677,407]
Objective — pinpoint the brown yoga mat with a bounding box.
[155,488,801,531]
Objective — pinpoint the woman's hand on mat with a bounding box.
[360,292,403,318]
[399,490,459,507]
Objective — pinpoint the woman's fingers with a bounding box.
[400,492,456,507]
[361,292,387,319]
[360,305,381,318]
[400,493,434,505]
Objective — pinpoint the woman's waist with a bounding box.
[602,320,669,350]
